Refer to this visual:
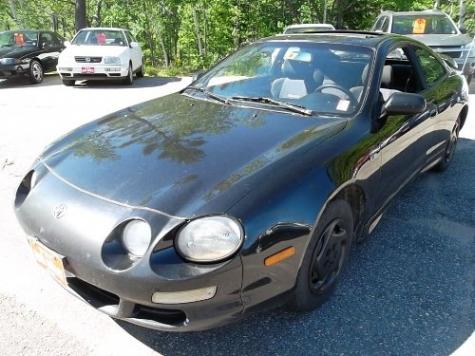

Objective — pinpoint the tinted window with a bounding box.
[40,32,60,48]
[391,15,457,35]
[415,47,446,85]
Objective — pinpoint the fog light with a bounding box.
[152,286,217,304]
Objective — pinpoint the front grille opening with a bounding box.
[68,277,119,308]
[133,305,186,326]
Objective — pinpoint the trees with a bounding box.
[0,0,473,71]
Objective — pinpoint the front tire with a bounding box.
[29,60,44,84]
[123,63,133,85]
[433,117,461,172]
[289,200,354,311]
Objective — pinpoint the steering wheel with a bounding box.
[314,84,358,107]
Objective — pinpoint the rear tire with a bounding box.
[433,117,461,172]
[29,60,43,84]
[288,200,354,311]
[123,63,133,85]
[62,79,75,86]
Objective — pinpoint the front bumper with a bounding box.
[15,164,244,332]
[0,63,29,79]
[57,64,129,81]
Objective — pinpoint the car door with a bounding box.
[38,32,61,72]
[411,45,460,166]
[125,31,141,70]
[374,44,433,207]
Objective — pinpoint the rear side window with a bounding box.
[415,47,446,85]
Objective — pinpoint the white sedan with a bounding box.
[57,27,144,86]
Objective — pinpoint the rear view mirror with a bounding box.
[384,92,426,115]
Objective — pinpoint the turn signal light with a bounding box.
[264,247,296,266]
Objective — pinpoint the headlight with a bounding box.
[121,219,152,257]
[104,56,121,65]
[175,216,243,263]
[0,58,20,65]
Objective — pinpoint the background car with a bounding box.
[0,30,64,84]
[371,9,475,83]
[15,31,468,332]
[284,23,336,34]
[57,27,144,86]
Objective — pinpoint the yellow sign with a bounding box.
[413,18,427,34]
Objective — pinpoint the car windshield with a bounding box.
[189,42,372,115]
[72,30,127,46]
[0,31,38,48]
[391,15,458,35]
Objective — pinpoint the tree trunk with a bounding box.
[458,0,466,29]
[9,0,22,27]
[192,6,204,57]
[433,0,441,9]
[75,0,87,32]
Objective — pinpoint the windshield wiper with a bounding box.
[229,96,313,116]
[185,86,228,104]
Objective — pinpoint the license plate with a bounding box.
[28,238,67,287]
[81,66,95,74]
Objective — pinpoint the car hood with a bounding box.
[61,45,127,58]
[407,33,472,47]
[39,93,345,217]
[0,45,38,59]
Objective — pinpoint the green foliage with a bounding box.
[1,0,474,74]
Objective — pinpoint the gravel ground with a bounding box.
[0,75,473,356]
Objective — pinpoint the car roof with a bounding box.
[262,31,398,49]
[380,9,447,16]
[78,27,129,32]
[286,24,334,28]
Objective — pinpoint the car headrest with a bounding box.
[381,65,393,88]
[282,59,312,79]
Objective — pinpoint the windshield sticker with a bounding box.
[336,99,350,112]
[14,33,24,46]
[412,18,427,34]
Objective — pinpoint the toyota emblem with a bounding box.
[53,204,67,219]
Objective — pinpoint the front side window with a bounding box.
[415,47,446,85]
[0,31,38,48]
[72,30,127,46]
[391,15,458,35]
[190,42,373,115]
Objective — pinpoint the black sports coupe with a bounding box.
[15,31,469,331]
[0,30,64,84]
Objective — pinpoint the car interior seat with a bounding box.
[271,58,323,99]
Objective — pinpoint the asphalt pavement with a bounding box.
[0,75,473,356]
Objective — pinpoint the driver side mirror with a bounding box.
[41,42,48,49]
[459,27,467,34]
[384,92,427,115]
[63,40,71,48]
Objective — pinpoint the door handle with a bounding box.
[429,106,438,117]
